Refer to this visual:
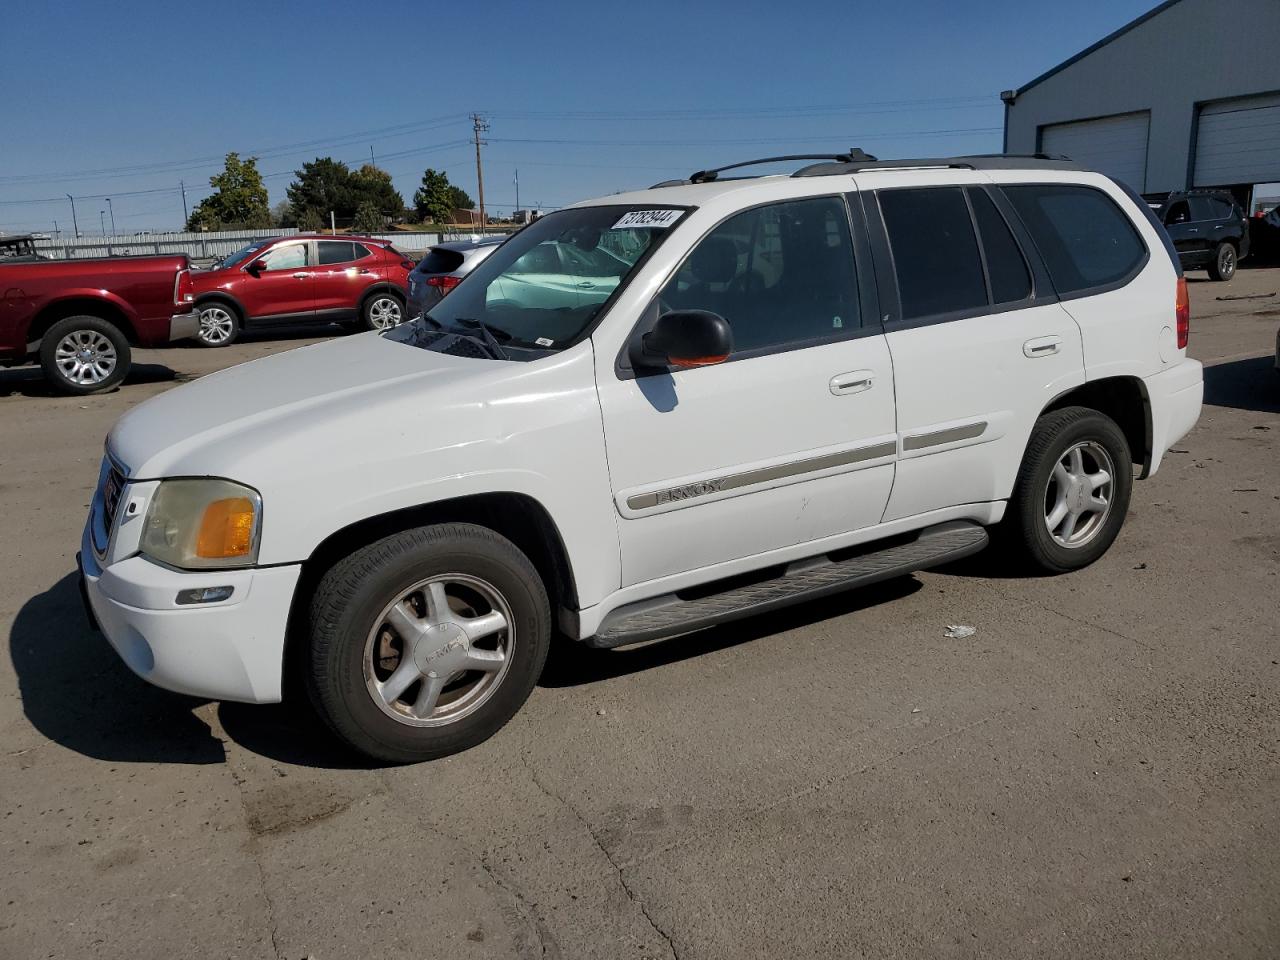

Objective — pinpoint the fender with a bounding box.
[193,290,248,319]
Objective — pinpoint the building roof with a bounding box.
[1002,0,1185,101]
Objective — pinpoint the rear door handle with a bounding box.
[292,272,311,279]
[1023,336,1062,358]
[830,370,874,395]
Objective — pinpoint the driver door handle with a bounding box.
[292,272,311,279]
[830,370,875,395]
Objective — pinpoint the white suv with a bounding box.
[79,152,1204,762]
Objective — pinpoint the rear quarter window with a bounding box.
[1004,184,1147,295]
[416,248,465,273]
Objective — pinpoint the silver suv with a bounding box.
[407,236,507,317]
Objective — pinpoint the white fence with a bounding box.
[27,228,481,262]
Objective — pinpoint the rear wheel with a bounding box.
[1002,406,1132,573]
[306,523,551,763]
[361,292,404,331]
[38,315,130,395]
[1208,242,1237,281]
[196,303,240,347]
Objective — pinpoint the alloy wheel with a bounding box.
[369,297,402,329]
[1043,440,1115,548]
[198,306,235,345]
[362,573,514,727]
[54,330,117,386]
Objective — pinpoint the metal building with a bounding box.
[1001,0,1280,210]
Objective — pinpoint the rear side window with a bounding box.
[417,248,465,273]
[879,187,986,319]
[1004,185,1146,295]
[317,241,357,265]
[1209,197,1236,219]
[968,189,1031,304]
[1189,197,1218,221]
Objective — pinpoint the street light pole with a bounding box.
[66,194,79,238]
[106,198,115,237]
[99,210,106,236]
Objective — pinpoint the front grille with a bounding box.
[102,462,125,529]
[91,457,127,557]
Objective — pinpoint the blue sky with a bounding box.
[0,0,1158,234]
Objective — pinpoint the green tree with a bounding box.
[351,164,406,222]
[186,153,270,231]
[413,168,457,224]
[294,206,324,232]
[286,157,357,226]
[446,185,474,211]
[352,200,384,234]
[270,199,292,228]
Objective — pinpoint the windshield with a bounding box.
[217,241,269,270]
[392,204,686,357]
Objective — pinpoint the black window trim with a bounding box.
[615,193,882,380]
[865,184,1055,334]
[1000,181,1152,303]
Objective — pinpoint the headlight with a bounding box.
[139,478,262,570]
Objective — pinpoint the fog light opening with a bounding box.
[176,585,235,605]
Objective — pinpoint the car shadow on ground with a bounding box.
[170,322,349,349]
[9,571,224,763]
[0,362,183,399]
[1203,355,1280,414]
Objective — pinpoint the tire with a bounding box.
[361,291,404,331]
[196,302,241,347]
[1208,242,1237,281]
[307,522,551,763]
[1002,406,1133,574]
[38,315,131,395]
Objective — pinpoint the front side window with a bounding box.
[1163,200,1191,225]
[392,205,684,355]
[879,187,987,320]
[260,243,308,272]
[658,196,860,354]
[221,242,267,269]
[1005,184,1146,295]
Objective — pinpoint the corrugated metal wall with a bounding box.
[26,229,459,261]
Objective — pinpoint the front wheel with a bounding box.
[196,303,241,347]
[1001,406,1133,573]
[39,315,131,395]
[361,292,404,331]
[306,523,551,763]
[1208,242,1237,281]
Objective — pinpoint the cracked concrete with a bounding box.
[2,276,1279,958]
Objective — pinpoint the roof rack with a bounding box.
[650,149,879,188]
[649,151,1080,188]
[792,153,1079,177]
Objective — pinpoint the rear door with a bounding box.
[241,240,314,321]
[863,177,1086,521]
[313,240,374,315]
[595,194,898,588]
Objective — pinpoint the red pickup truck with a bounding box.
[0,255,198,394]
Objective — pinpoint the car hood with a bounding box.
[110,332,494,479]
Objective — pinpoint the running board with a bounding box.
[587,521,988,649]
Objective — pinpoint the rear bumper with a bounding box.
[1144,357,1203,476]
[168,310,199,343]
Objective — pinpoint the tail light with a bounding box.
[174,268,194,307]
[1175,276,1189,349]
[426,275,462,296]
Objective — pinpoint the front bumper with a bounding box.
[1144,356,1203,476]
[168,310,200,343]
[79,520,300,703]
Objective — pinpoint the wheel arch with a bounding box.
[28,296,138,351]
[1040,375,1153,476]
[193,292,246,319]
[359,282,406,311]
[284,492,580,688]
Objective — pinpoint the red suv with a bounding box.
[191,235,413,346]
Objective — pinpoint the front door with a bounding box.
[595,194,898,588]
[242,239,314,321]
[1163,199,1209,267]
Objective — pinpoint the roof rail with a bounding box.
[650,149,879,188]
[792,152,1080,177]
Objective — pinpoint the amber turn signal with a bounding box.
[196,496,256,558]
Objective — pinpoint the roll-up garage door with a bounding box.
[1039,112,1150,191]
[1194,93,1280,187]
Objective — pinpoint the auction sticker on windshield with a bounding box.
[613,209,683,229]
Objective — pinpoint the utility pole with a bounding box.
[471,113,489,235]
[180,180,189,225]
[99,210,106,235]
[66,194,79,238]
[514,168,520,219]
[106,198,115,237]
[370,145,376,168]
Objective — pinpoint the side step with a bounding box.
[587,520,988,649]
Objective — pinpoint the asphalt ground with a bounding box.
[2,268,1277,959]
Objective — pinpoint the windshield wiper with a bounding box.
[454,318,510,360]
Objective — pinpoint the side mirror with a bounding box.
[245,260,265,275]
[633,310,733,371]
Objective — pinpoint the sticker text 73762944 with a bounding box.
[613,209,683,229]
